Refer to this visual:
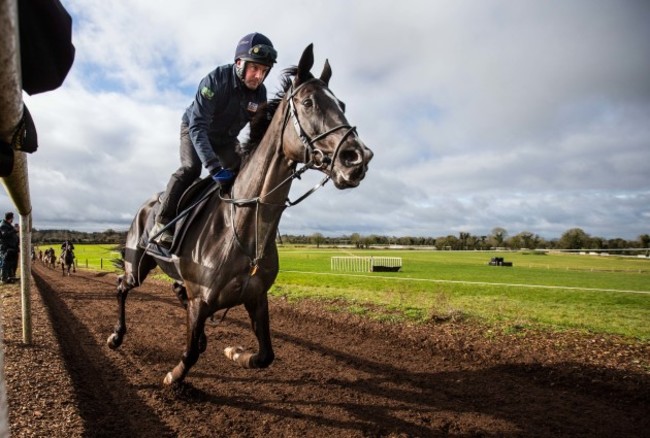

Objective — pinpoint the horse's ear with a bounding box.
[296,43,314,86]
[320,59,332,86]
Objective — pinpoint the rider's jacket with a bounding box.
[181,64,266,175]
[0,220,18,252]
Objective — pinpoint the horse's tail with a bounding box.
[111,244,125,270]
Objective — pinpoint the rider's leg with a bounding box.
[153,123,200,245]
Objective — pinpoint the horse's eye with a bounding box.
[302,98,313,108]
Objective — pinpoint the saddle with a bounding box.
[143,177,220,259]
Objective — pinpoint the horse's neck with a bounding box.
[228,114,294,253]
[235,138,293,203]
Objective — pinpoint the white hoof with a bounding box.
[106,334,118,349]
[163,372,174,386]
[224,346,244,361]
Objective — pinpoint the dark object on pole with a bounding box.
[18,0,75,95]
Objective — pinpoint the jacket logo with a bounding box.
[200,86,214,100]
[247,102,258,112]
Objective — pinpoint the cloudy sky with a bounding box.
[5,0,650,240]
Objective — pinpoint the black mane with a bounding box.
[239,66,314,156]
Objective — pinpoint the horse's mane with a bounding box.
[238,66,314,158]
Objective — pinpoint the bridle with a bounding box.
[285,78,358,175]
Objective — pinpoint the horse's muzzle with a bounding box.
[331,141,373,189]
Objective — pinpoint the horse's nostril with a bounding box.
[340,149,362,167]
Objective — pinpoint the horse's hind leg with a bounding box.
[163,297,209,385]
[106,274,134,349]
[107,248,156,349]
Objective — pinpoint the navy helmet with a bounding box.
[234,32,277,67]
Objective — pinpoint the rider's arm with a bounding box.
[186,70,227,175]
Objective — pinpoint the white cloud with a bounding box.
[2,0,649,240]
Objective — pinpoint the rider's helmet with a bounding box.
[234,32,277,81]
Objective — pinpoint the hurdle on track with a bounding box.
[331,256,402,272]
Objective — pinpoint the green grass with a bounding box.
[271,248,650,340]
[59,244,650,340]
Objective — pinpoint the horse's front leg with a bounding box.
[224,292,274,369]
[106,274,132,349]
[163,297,208,385]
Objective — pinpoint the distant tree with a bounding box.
[466,234,481,250]
[558,228,590,249]
[638,234,650,248]
[311,232,325,248]
[517,231,540,249]
[607,238,628,250]
[458,232,470,250]
[591,236,606,249]
[490,227,508,248]
[507,234,522,249]
[436,235,460,250]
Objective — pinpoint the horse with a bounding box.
[60,246,74,276]
[44,248,56,269]
[107,44,373,386]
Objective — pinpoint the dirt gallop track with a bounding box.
[2,263,649,437]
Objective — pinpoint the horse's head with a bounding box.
[282,44,373,189]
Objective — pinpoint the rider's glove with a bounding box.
[211,167,235,185]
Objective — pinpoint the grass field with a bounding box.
[58,244,650,340]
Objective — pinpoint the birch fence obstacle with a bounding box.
[331,256,402,272]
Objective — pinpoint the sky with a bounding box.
[4,0,650,240]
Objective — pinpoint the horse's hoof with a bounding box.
[163,372,174,386]
[106,333,121,350]
[224,346,244,361]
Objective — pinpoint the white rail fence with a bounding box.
[331,256,402,272]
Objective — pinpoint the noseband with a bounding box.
[285,78,358,172]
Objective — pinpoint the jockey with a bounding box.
[61,239,74,250]
[151,32,277,247]
[61,240,75,258]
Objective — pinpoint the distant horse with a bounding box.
[107,44,373,386]
[60,247,74,276]
[43,248,56,269]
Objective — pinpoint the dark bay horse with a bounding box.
[107,44,373,386]
[60,246,74,276]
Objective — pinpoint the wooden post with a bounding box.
[1,0,32,343]
[0,0,23,432]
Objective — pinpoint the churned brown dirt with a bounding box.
[1,262,648,437]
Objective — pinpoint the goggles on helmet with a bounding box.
[244,44,277,65]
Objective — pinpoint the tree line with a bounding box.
[31,227,649,252]
[290,227,650,252]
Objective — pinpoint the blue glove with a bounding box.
[211,167,235,185]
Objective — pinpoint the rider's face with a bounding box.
[238,60,270,90]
